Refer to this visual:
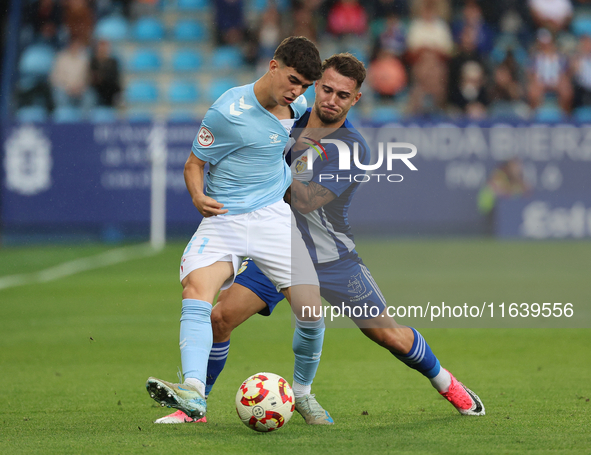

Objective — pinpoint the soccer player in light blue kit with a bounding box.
[156,53,485,424]
[146,37,330,422]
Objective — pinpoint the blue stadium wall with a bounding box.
[2,121,591,243]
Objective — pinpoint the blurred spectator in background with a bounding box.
[373,13,407,57]
[449,60,489,118]
[64,0,94,46]
[448,26,485,106]
[367,48,407,98]
[244,3,286,69]
[527,28,573,112]
[90,39,121,107]
[327,0,369,37]
[410,0,450,22]
[291,0,321,41]
[571,33,591,109]
[489,54,524,103]
[478,158,531,234]
[130,0,160,19]
[407,49,449,115]
[406,0,452,115]
[529,0,573,34]
[214,0,245,45]
[479,0,532,39]
[257,4,284,59]
[452,0,493,56]
[407,0,453,61]
[50,38,94,111]
[369,0,409,18]
[26,0,63,47]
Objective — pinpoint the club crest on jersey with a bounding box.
[237,259,249,275]
[347,273,367,295]
[294,156,308,174]
[197,126,214,147]
[269,133,281,144]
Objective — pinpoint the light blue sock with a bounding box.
[179,299,212,386]
[292,317,325,386]
[392,327,441,379]
[205,340,230,397]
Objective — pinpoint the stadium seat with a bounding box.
[95,15,129,41]
[52,106,84,123]
[128,48,163,72]
[208,77,239,103]
[168,80,200,103]
[572,17,591,37]
[177,0,210,11]
[168,110,197,122]
[19,43,55,78]
[16,106,48,123]
[534,105,566,122]
[172,49,203,72]
[132,17,165,41]
[89,106,118,123]
[125,80,159,103]
[573,106,591,122]
[211,46,243,70]
[173,20,206,41]
[490,34,528,64]
[126,109,154,122]
[489,101,525,121]
[250,0,288,12]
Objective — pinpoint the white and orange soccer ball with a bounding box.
[235,372,295,432]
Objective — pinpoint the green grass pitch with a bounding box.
[0,239,589,454]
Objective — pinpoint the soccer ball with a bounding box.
[235,372,295,432]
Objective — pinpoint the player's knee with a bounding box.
[210,305,234,342]
[182,278,213,302]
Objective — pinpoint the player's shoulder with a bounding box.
[291,95,308,119]
[342,118,369,148]
[207,83,256,122]
[340,118,370,163]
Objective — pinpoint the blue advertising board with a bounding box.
[2,122,591,239]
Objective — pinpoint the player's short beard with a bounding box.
[314,103,347,125]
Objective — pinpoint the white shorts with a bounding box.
[180,200,319,291]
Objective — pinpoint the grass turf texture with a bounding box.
[0,239,589,454]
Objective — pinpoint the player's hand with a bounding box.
[194,194,228,217]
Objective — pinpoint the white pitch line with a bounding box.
[0,243,159,291]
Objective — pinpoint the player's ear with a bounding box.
[351,91,362,106]
[269,59,279,75]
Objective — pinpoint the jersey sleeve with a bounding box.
[291,95,308,120]
[191,107,243,165]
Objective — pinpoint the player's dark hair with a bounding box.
[322,53,366,90]
[273,36,322,81]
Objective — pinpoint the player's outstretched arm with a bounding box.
[184,152,228,217]
[290,180,336,214]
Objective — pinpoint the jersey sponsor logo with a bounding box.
[197,126,214,147]
[230,95,254,116]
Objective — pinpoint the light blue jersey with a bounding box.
[192,83,306,215]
